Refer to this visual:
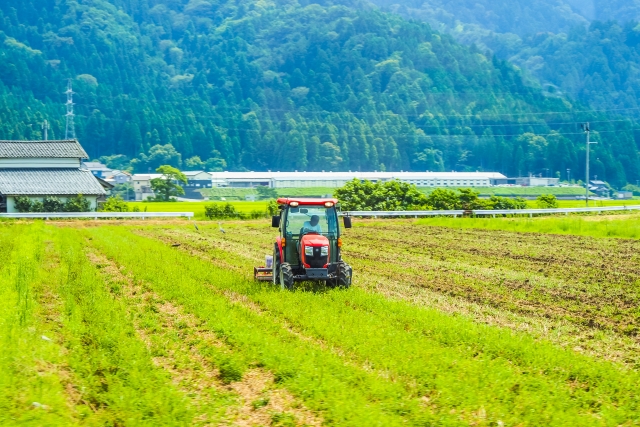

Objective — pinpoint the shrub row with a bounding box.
[14,195,92,213]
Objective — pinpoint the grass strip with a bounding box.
[84,226,458,426]
[92,225,639,426]
[43,227,197,424]
[0,223,77,426]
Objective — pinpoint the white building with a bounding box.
[131,174,162,201]
[0,140,106,213]
[208,171,507,188]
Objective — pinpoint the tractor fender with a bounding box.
[275,236,284,263]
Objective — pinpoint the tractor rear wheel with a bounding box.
[337,262,352,288]
[279,263,295,291]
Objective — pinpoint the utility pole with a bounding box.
[65,79,76,140]
[567,168,571,183]
[582,123,597,207]
[41,120,49,141]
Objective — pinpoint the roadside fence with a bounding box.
[342,205,640,218]
[0,212,194,220]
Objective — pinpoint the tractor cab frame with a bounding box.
[254,198,353,290]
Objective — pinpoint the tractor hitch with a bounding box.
[254,266,273,282]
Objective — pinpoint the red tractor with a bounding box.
[254,198,353,290]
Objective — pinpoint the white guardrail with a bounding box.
[0,212,194,219]
[342,205,640,218]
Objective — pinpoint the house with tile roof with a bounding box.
[0,140,106,213]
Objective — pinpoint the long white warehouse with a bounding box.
[208,171,507,188]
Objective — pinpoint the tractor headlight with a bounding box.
[305,246,314,256]
[320,246,329,256]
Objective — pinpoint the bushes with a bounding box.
[536,194,559,208]
[204,202,269,220]
[336,181,528,211]
[204,203,239,219]
[100,196,129,212]
[13,195,93,213]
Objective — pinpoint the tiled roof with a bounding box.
[0,140,89,158]
[0,169,106,195]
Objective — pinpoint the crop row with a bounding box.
[81,224,640,425]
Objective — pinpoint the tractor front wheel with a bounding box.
[279,263,295,291]
[337,262,352,288]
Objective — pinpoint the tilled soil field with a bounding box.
[142,219,640,367]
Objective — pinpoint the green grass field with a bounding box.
[2,216,640,425]
[129,201,269,219]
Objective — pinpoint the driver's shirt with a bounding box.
[302,221,322,233]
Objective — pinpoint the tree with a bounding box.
[185,156,205,170]
[150,165,187,201]
[425,189,460,210]
[334,179,428,211]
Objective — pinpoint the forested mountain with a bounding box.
[1,0,639,187]
[375,1,640,118]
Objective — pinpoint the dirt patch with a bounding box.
[84,247,322,426]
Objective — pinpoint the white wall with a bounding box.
[6,195,98,213]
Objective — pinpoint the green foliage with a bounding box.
[99,154,132,172]
[111,183,134,200]
[457,188,491,210]
[489,195,528,210]
[255,186,277,200]
[150,165,187,201]
[101,196,129,212]
[267,200,279,216]
[217,359,244,384]
[2,0,640,187]
[14,196,32,213]
[536,194,560,208]
[30,200,44,213]
[204,203,239,219]
[43,196,64,213]
[425,188,460,210]
[64,195,92,212]
[334,179,428,211]
[15,195,91,212]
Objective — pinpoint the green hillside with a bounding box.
[1,0,639,187]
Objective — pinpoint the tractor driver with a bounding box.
[302,215,322,234]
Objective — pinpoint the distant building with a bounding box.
[208,171,507,188]
[183,171,213,199]
[82,161,112,178]
[0,140,106,213]
[589,180,610,197]
[491,177,559,187]
[105,170,132,186]
[131,173,161,201]
[616,191,633,200]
